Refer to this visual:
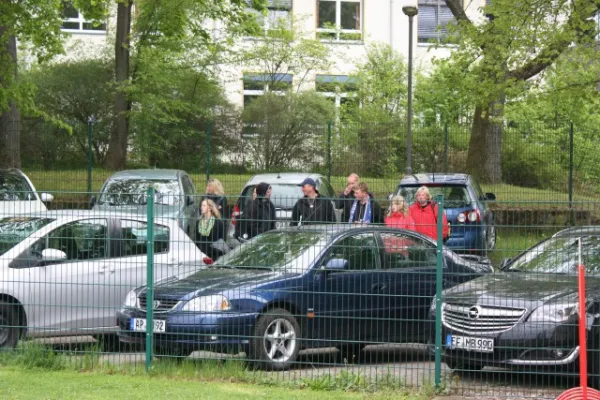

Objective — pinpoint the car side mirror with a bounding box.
[89,195,96,208]
[485,192,496,201]
[41,193,54,202]
[186,195,195,206]
[324,258,348,270]
[42,248,67,262]
[499,257,512,270]
[388,193,393,201]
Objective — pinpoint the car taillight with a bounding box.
[203,257,214,265]
[456,210,481,223]
[231,204,240,225]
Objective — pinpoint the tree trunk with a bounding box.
[0,30,21,168]
[465,102,503,184]
[104,1,132,170]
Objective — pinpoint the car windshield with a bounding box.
[0,217,54,255]
[507,235,600,275]
[397,185,471,208]
[0,172,35,201]
[99,179,181,206]
[213,231,327,271]
[243,184,304,210]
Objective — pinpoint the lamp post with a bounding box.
[402,5,418,175]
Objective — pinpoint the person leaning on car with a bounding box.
[291,178,336,226]
[336,173,359,222]
[409,186,449,242]
[247,182,276,239]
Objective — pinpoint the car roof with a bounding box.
[399,173,470,185]
[3,209,174,223]
[553,226,600,237]
[0,168,27,178]
[105,169,184,180]
[245,172,325,186]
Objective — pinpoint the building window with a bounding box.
[247,0,292,33]
[316,0,362,41]
[315,75,358,109]
[61,1,106,32]
[243,73,293,136]
[418,0,457,43]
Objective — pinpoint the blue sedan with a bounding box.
[117,225,492,370]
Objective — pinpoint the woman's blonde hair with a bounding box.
[388,195,409,216]
[201,199,222,218]
[415,186,432,201]
[207,178,225,196]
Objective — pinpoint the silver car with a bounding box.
[0,211,207,349]
[91,169,198,238]
[0,169,54,216]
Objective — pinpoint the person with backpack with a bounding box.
[409,186,449,242]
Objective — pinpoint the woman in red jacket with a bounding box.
[385,195,416,230]
[409,186,449,241]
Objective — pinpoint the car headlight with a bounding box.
[528,302,579,323]
[181,295,231,312]
[123,289,138,308]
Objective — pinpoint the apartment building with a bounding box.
[60,0,487,108]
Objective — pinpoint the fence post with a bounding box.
[87,118,94,198]
[568,122,574,212]
[206,122,212,182]
[434,194,444,388]
[327,121,332,183]
[145,187,155,372]
[444,124,449,172]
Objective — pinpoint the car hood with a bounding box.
[93,203,181,218]
[146,268,290,299]
[442,272,600,310]
[0,200,46,215]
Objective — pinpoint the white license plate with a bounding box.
[275,221,289,229]
[447,334,494,353]
[130,318,167,333]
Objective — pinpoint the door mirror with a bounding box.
[40,193,54,202]
[186,195,195,206]
[388,193,394,201]
[89,195,97,208]
[42,248,67,262]
[499,257,512,271]
[324,258,348,270]
[485,192,496,201]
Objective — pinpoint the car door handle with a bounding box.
[371,283,387,292]
[99,265,116,274]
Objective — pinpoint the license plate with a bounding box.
[275,221,289,229]
[130,318,167,333]
[446,334,493,353]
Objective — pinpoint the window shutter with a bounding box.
[418,4,438,40]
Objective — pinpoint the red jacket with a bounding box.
[409,201,449,241]
[385,212,416,230]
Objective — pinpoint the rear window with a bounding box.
[396,185,472,208]
[241,184,303,210]
[0,173,35,201]
[99,179,181,206]
[0,217,55,255]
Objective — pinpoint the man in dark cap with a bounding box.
[291,178,335,226]
[246,182,276,239]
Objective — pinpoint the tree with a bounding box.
[441,0,600,183]
[103,0,266,169]
[238,17,334,170]
[0,0,106,168]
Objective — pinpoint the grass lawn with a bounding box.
[0,367,431,400]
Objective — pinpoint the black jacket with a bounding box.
[195,218,226,259]
[203,194,228,216]
[335,190,355,222]
[248,198,276,238]
[291,194,336,225]
[347,198,384,224]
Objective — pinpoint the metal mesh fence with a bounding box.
[2,117,600,399]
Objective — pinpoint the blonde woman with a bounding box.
[385,195,416,230]
[196,199,227,259]
[204,178,227,212]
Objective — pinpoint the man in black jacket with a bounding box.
[291,178,336,226]
[247,182,276,238]
[336,173,359,222]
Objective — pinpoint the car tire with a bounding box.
[337,342,366,364]
[249,308,300,371]
[0,302,21,350]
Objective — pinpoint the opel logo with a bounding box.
[468,306,481,320]
[152,300,161,309]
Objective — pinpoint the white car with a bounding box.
[0,169,53,216]
[0,211,208,349]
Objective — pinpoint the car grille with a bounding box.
[138,297,180,312]
[442,303,526,335]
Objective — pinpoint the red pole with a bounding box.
[579,262,588,400]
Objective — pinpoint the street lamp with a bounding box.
[402,5,418,175]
